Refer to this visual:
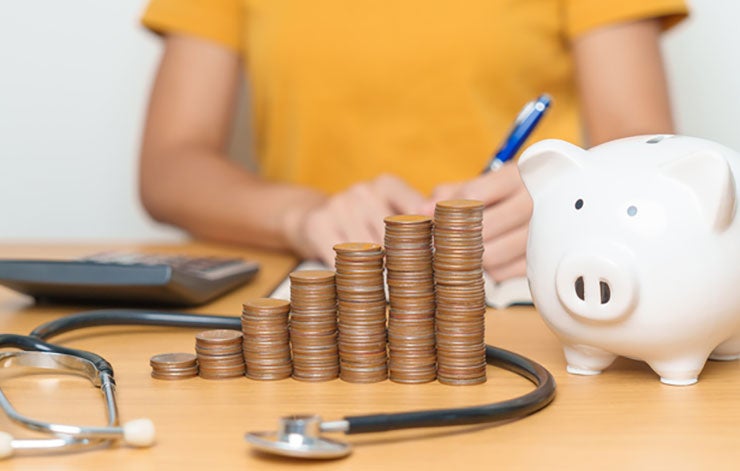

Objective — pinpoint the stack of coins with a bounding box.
[384,215,437,384]
[195,330,246,380]
[334,242,388,383]
[289,270,339,382]
[241,298,292,380]
[150,353,198,380]
[433,200,487,385]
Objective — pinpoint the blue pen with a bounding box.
[483,94,552,173]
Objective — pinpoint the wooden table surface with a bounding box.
[0,243,738,471]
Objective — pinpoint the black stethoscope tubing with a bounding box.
[1,309,555,433]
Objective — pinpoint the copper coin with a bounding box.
[150,352,197,369]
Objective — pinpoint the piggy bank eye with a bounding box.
[627,205,638,217]
[574,199,584,210]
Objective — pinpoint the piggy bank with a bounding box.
[518,135,740,386]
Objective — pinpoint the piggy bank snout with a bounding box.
[555,251,638,323]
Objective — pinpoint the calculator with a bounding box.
[0,252,259,306]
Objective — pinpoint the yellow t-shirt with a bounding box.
[142,0,687,195]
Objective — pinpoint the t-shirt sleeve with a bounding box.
[141,0,244,52]
[564,0,688,39]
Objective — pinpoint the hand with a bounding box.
[284,174,426,266]
[421,163,533,282]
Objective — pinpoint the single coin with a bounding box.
[333,242,383,254]
[435,199,484,211]
[151,371,198,380]
[243,298,291,311]
[150,352,197,368]
[289,270,336,283]
[383,214,432,225]
[196,329,243,344]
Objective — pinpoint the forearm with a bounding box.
[140,147,327,251]
[573,19,675,146]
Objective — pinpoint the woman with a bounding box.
[139,0,687,280]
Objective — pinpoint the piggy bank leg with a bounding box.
[647,355,709,386]
[709,336,740,361]
[563,344,617,376]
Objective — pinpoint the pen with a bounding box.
[482,94,552,173]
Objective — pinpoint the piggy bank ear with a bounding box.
[518,139,585,198]
[660,151,737,232]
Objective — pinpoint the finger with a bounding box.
[301,228,337,267]
[453,163,524,206]
[421,182,462,215]
[429,182,462,203]
[418,200,436,217]
[482,225,529,271]
[359,187,398,242]
[330,192,377,244]
[373,174,426,215]
[320,244,338,267]
[481,190,533,241]
[303,210,343,266]
[318,213,345,264]
[486,257,527,283]
[347,183,390,243]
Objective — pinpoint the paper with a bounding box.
[483,273,533,309]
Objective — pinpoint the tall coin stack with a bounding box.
[433,200,487,385]
[333,242,388,383]
[241,298,292,380]
[384,215,437,383]
[195,330,246,380]
[289,270,339,381]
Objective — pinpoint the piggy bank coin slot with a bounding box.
[646,136,665,144]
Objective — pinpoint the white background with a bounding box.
[1,0,738,242]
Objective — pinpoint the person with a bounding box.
[138,0,687,281]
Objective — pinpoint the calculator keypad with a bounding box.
[83,252,257,280]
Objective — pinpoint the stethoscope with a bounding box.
[0,348,155,458]
[0,309,556,459]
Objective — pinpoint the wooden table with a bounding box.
[0,243,738,470]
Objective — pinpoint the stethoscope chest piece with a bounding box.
[245,415,351,459]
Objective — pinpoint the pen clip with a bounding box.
[483,94,552,173]
[514,101,537,126]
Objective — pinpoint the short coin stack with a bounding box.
[195,330,246,380]
[241,298,292,380]
[150,353,198,380]
[334,242,388,383]
[433,200,487,385]
[289,270,339,381]
[384,215,437,383]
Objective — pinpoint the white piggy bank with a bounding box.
[518,135,740,386]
